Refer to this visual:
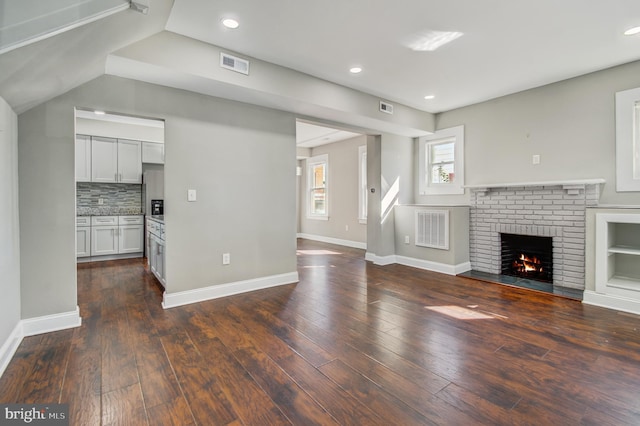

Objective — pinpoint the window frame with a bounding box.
[358,145,367,224]
[306,154,329,220]
[418,125,465,195]
[615,87,640,192]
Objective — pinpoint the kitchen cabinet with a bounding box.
[118,215,144,253]
[91,216,118,256]
[89,215,144,257]
[75,135,91,182]
[118,139,143,183]
[76,216,91,257]
[147,217,166,287]
[91,137,142,183]
[142,142,164,164]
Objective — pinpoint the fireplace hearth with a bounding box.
[501,233,553,283]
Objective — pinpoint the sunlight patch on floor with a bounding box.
[426,305,496,320]
[297,250,342,255]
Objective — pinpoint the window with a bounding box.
[307,154,328,219]
[615,87,640,192]
[419,125,464,195]
[358,145,367,223]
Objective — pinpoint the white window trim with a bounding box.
[306,154,329,220]
[615,87,640,192]
[358,145,367,224]
[419,125,465,195]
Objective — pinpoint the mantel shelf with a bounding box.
[465,179,606,190]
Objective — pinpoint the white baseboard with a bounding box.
[21,306,82,336]
[396,256,471,276]
[365,252,396,265]
[583,290,640,315]
[0,322,24,379]
[297,233,367,250]
[163,272,299,309]
[365,253,471,276]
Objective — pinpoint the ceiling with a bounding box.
[296,121,362,148]
[166,0,640,113]
[2,0,640,118]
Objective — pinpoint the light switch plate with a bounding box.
[187,189,197,202]
[532,154,541,165]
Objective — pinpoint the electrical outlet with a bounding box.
[222,253,230,265]
[345,225,349,231]
[98,198,104,205]
[405,235,410,244]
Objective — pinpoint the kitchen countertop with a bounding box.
[77,207,143,216]
[147,215,164,223]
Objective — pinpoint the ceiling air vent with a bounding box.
[380,101,394,114]
[220,52,249,75]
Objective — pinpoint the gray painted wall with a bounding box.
[17,75,298,320]
[394,206,469,265]
[427,60,640,206]
[374,133,414,257]
[299,135,367,244]
[0,96,21,352]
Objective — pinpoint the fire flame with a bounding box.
[513,253,543,274]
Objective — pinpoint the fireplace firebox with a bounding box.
[500,233,553,283]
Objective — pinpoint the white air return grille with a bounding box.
[379,101,394,114]
[415,210,449,250]
[220,52,250,75]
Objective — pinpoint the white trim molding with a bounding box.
[21,306,82,336]
[364,252,396,265]
[162,272,299,309]
[583,290,640,316]
[364,253,470,276]
[0,322,24,379]
[396,256,471,276]
[298,233,366,250]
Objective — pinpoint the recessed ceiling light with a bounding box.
[94,110,105,115]
[349,67,362,74]
[624,26,640,36]
[222,18,239,29]
[424,95,435,100]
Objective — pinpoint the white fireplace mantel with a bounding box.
[465,178,605,190]
[466,179,605,196]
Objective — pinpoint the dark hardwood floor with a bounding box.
[2,239,640,425]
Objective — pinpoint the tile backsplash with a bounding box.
[77,183,142,216]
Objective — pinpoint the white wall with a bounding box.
[17,75,298,319]
[0,95,21,373]
[425,60,640,206]
[299,135,367,245]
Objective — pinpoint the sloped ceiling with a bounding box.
[0,0,173,114]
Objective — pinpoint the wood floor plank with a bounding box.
[194,337,291,425]
[101,383,148,426]
[60,345,101,426]
[232,346,340,426]
[159,331,238,425]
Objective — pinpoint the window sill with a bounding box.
[307,216,329,221]
[358,219,367,224]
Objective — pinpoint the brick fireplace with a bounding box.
[467,181,603,298]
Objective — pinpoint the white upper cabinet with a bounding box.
[75,135,92,182]
[142,142,164,164]
[91,136,118,182]
[89,136,142,183]
[117,139,142,183]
